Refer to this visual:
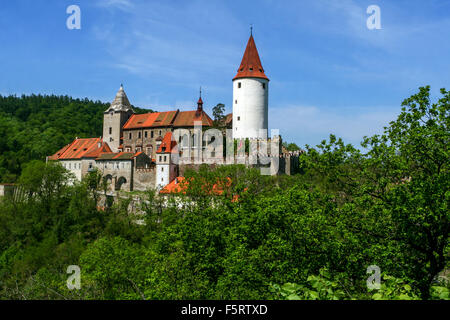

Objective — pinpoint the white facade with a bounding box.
[61,160,82,181]
[156,164,170,190]
[232,78,269,139]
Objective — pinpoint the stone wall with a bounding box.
[133,167,156,191]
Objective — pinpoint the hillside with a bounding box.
[0,94,152,182]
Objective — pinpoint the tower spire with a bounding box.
[197,87,203,113]
[233,33,268,81]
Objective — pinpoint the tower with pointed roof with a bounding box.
[232,32,269,140]
[103,84,135,152]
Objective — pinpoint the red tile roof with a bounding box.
[49,138,111,160]
[123,111,178,129]
[159,176,188,194]
[84,142,112,158]
[159,176,233,196]
[122,108,213,130]
[96,151,145,160]
[156,132,177,153]
[172,110,213,127]
[233,35,268,81]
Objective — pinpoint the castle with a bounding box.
[48,34,300,193]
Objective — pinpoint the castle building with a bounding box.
[48,33,298,193]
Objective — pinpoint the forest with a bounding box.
[0,86,448,300]
[0,94,150,183]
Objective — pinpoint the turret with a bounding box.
[155,132,178,189]
[103,84,134,152]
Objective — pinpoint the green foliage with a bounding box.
[0,87,447,300]
[283,142,301,151]
[212,103,226,127]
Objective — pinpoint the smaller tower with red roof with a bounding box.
[155,131,178,189]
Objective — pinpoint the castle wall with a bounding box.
[122,127,171,159]
[96,160,134,192]
[133,168,156,191]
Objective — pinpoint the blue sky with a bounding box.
[0,0,449,148]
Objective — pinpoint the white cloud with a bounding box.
[96,0,134,10]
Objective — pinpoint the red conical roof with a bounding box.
[233,35,269,81]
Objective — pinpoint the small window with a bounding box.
[159,130,162,136]
[110,137,113,142]
[262,83,266,89]
[151,131,154,138]
[109,127,112,134]
[164,156,167,162]
[144,131,148,138]
[129,132,132,139]
[235,100,237,104]
[138,132,142,139]
[249,67,253,71]
[159,156,162,162]
[238,82,241,88]
[161,167,164,172]
[237,116,240,121]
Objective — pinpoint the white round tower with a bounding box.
[232,34,269,140]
